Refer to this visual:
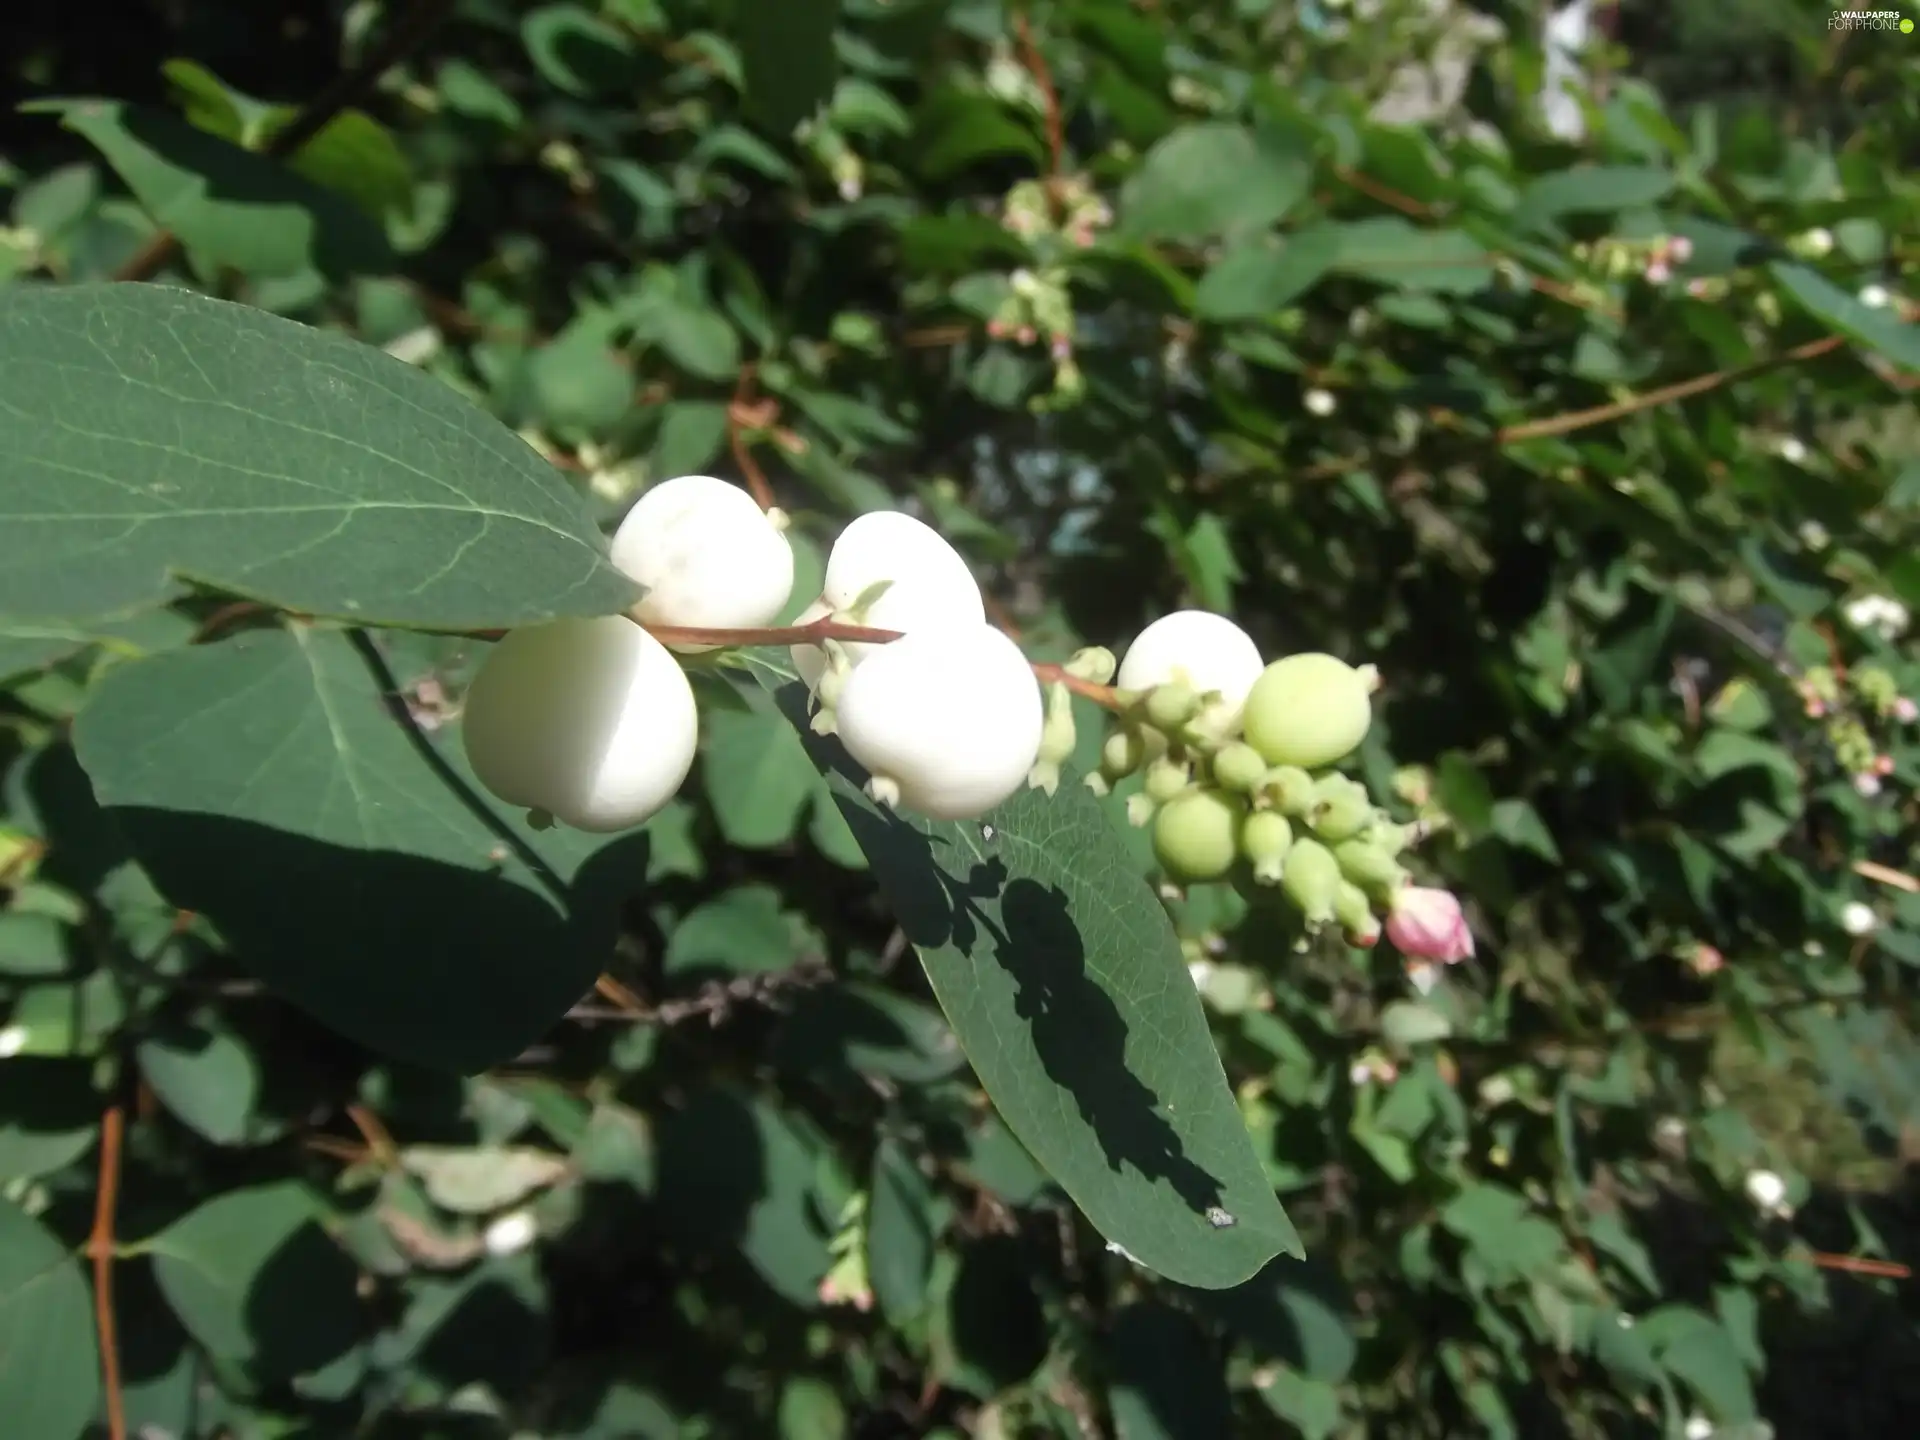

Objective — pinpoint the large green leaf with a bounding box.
[1118,124,1309,243]
[0,1200,101,1440]
[768,681,1299,1289]
[1771,261,1920,372]
[33,100,392,278]
[145,1180,362,1379]
[0,283,637,630]
[70,625,650,1071]
[736,0,840,134]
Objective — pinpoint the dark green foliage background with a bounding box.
[3,1,1919,1437]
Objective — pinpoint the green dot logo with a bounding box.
[1904,18,1915,32]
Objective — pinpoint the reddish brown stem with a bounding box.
[1013,12,1065,181]
[88,1102,127,1440]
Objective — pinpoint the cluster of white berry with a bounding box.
[460,476,1474,962]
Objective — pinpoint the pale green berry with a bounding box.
[1144,756,1191,803]
[1279,837,1341,925]
[1153,789,1245,884]
[1333,839,1408,898]
[1242,810,1293,883]
[1309,785,1373,844]
[1144,680,1200,733]
[1212,742,1268,794]
[1260,765,1316,815]
[1101,727,1147,782]
[1243,653,1374,770]
[1333,880,1374,936]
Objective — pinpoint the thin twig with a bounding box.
[1497,336,1845,443]
[88,1101,127,1440]
[1806,1251,1911,1280]
[1854,860,1919,893]
[1012,13,1065,182]
[567,958,833,1027]
[1332,165,1431,219]
[727,364,777,510]
[113,0,457,282]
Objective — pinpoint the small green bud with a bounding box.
[1101,726,1147,782]
[843,577,896,621]
[1144,756,1191,804]
[1280,837,1341,925]
[527,807,556,831]
[1333,880,1373,935]
[1212,742,1269,794]
[1065,646,1117,684]
[1260,765,1317,815]
[1242,810,1294,884]
[1242,653,1373,769]
[1309,789,1374,844]
[1200,963,1260,1015]
[1145,680,1201,732]
[1333,839,1408,898]
[1126,792,1157,827]
[1153,789,1245,884]
[1028,682,1076,795]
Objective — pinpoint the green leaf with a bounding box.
[655,1086,833,1305]
[867,1136,938,1324]
[273,110,414,221]
[71,626,651,1071]
[663,883,801,982]
[1194,229,1338,320]
[1118,124,1309,243]
[0,283,635,630]
[651,301,740,381]
[1771,262,1920,372]
[401,1145,570,1214]
[136,1014,269,1147]
[522,5,638,97]
[911,90,1046,181]
[1106,1302,1233,1440]
[1380,1001,1452,1047]
[35,100,391,278]
[737,0,840,134]
[146,1180,362,1380]
[0,1200,100,1440]
[650,401,730,479]
[1328,219,1494,294]
[1515,165,1674,225]
[0,1060,99,1184]
[770,682,1299,1289]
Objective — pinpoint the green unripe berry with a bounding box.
[1333,880,1373,935]
[1212,742,1269,794]
[1242,653,1374,770]
[1126,792,1157,827]
[1260,765,1316,815]
[1145,680,1200,732]
[1101,727,1147,782]
[1280,837,1342,925]
[1310,789,1374,844]
[1144,756,1191,803]
[1242,810,1294,883]
[1333,839,1407,898]
[1153,789,1245,884]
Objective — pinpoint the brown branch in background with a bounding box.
[569,958,834,1027]
[1496,335,1845,444]
[726,363,777,511]
[1806,1251,1911,1280]
[87,1102,127,1440]
[1854,860,1920,894]
[345,1103,399,1167]
[1332,165,1430,219]
[1013,12,1065,183]
[112,0,458,283]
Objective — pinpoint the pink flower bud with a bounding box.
[1668,236,1693,264]
[1017,326,1036,345]
[1686,942,1724,976]
[1687,278,1712,298]
[1645,260,1671,284]
[987,319,1009,339]
[1855,772,1883,798]
[1895,696,1917,724]
[1875,753,1895,775]
[1804,696,1826,718]
[1385,887,1474,963]
[1050,334,1072,362]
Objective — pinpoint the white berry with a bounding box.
[610,474,794,651]
[835,623,1043,820]
[462,616,698,832]
[791,510,984,682]
[1116,611,1265,725]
